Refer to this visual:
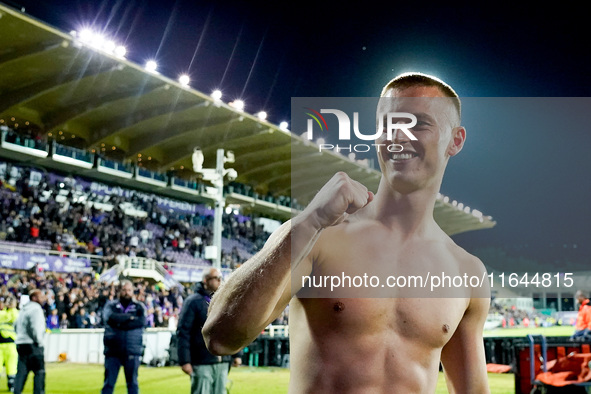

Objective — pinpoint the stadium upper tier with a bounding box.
[0,3,495,236]
[0,160,267,269]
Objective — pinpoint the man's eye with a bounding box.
[413,121,429,129]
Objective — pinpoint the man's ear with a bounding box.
[448,126,466,157]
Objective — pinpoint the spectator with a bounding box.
[75,308,90,329]
[154,307,166,328]
[88,311,98,328]
[0,297,19,392]
[59,313,69,329]
[102,280,146,394]
[572,290,591,340]
[177,269,240,394]
[46,309,59,330]
[13,290,47,394]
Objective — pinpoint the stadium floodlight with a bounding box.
[225,207,232,214]
[79,29,93,43]
[231,100,245,112]
[225,168,238,181]
[114,45,127,58]
[104,40,116,53]
[211,90,222,101]
[192,148,204,172]
[225,151,235,163]
[257,111,267,121]
[90,33,105,49]
[179,74,190,87]
[145,60,158,73]
[279,121,288,131]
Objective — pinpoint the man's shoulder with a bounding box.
[132,299,146,308]
[445,238,486,272]
[128,300,146,313]
[185,293,207,306]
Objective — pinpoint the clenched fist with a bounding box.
[303,172,373,230]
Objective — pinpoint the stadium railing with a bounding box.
[52,143,93,168]
[0,242,101,262]
[1,127,48,157]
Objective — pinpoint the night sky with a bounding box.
[7,0,591,272]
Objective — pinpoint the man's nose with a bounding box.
[391,123,412,143]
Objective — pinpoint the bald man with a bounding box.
[204,73,491,393]
[178,268,240,394]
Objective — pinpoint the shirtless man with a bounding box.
[203,73,491,393]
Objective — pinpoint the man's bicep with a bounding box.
[441,296,490,394]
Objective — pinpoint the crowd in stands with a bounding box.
[0,161,271,270]
[0,268,188,330]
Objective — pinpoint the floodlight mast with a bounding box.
[212,149,225,269]
[194,148,236,268]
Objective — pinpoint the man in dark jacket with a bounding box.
[177,269,240,394]
[102,280,146,394]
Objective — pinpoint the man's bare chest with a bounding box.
[295,296,468,349]
[301,233,468,299]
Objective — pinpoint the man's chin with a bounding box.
[386,174,419,193]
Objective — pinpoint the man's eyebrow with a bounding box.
[413,112,436,123]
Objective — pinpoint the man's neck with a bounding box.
[368,178,440,237]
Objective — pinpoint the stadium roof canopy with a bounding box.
[0,3,495,235]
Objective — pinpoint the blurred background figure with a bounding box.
[0,297,19,391]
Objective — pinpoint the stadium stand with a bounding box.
[0,159,271,270]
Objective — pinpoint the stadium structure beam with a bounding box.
[125,114,237,158]
[42,81,167,131]
[86,100,210,148]
[0,42,63,65]
[232,142,291,164]
[0,63,120,115]
[240,153,296,177]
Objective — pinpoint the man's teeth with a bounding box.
[390,153,415,160]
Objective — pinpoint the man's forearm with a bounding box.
[203,215,321,355]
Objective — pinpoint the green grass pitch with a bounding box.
[483,325,573,337]
[9,327,571,393]
[8,364,515,393]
